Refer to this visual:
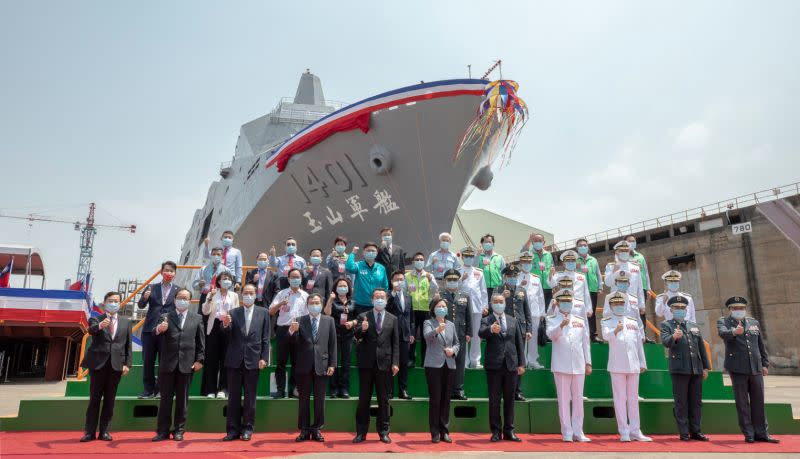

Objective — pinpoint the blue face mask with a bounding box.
[336,286,349,295]
[382,235,392,244]
[373,299,387,310]
[413,260,424,270]
[446,281,459,290]
[212,255,222,264]
[289,277,302,288]
[565,261,577,271]
[440,241,450,250]
[521,263,532,272]
[335,245,346,254]
[612,305,626,316]
[731,309,746,320]
[505,277,517,286]
[364,250,377,261]
[533,242,544,251]
[434,307,448,318]
[491,303,505,314]
[308,304,322,315]
[667,282,680,292]
[616,282,630,293]
[257,260,268,269]
[558,302,573,313]
[463,257,474,266]
[222,237,233,248]
[309,256,322,266]
[577,246,589,255]
[673,309,687,320]
[286,245,297,255]
[482,242,494,251]
[220,279,233,289]
[104,302,120,314]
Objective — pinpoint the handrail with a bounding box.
[76,332,92,380]
[646,318,712,370]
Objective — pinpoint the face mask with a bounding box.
[446,281,459,290]
[212,255,222,264]
[672,309,687,320]
[105,302,120,314]
[364,250,377,261]
[440,241,450,250]
[565,261,577,271]
[335,245,346,254]
[382,235,392,244]
[482,242,494,251]
[612,305,626,316]
[617,252,630,262]
[731,309,746,320]
[220,279,233,289]
[162,272,175,282]
[289,277,302,288]
[521,263,532,272]
[558,302,573,313]
[257,260,268,269]
[413,260,424,270]
[222,237,233,248]
[616,282,630,293]
[463,257,474,266]
[505,277,517,286]
[336,286,349,295]
[491,303,505,314]
[286,245,297,255]
[242,294,256,306]
[577,246,589,255]
[434,307,448,318]
[628,241,637,250]
[667,282,680,292]
[309,256,322,266]
[373,299,387,310]
[393,280,406,291]
[175,299,190,312]
[308,303,322,315]
[533,242,544,251]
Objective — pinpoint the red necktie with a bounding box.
[288,255,294,269]
[223,247,229,265]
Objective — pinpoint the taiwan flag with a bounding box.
[0,258,13,288]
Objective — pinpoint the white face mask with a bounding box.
[242,294,256,306]
[175,299,190,312]
[731,309,746,320]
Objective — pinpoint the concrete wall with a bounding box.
[573,196,800,374]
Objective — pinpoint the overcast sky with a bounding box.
[1,0,798,294]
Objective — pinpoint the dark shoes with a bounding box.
[152,433,170,442]
[504,432,521,442]
[514,394,526,401]
[440,433,452,443]
[272,391,286,399]
[172,431,184,441]
[745,436,755,443]
[490,432,502,442]
[295,431,310,442]
[690,433,710,442]
[399,390,412,400]
[79,433,95,442]
[452,392,468,400]
[241,431,252,441]
[379,433,392,444]
[339,391,350,399]
[352,434,366,443]
[431,433,440,443]
[223,433,240,441]
[98,432,113,441]
[311,430,324,442]
[137,392,153,399]
[679,434,690,441]
[755,436,780,443]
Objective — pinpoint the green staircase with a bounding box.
[2,342,798,434]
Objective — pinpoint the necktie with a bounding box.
[501,315,507,333]
[245,308,252,335]
[179,313,185,329]
[223,247,229,265]
[376,312,383,333]
[288,255,294,269]
[312,316,318,341]
[110,316,117,339]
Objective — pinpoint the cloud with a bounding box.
[674,121,711,150]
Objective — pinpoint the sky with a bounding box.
[1,0,799,294]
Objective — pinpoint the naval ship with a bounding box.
[176,71,521,278]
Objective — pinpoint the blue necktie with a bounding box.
[312,317,318,341]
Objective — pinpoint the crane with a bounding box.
[0,203,136,287]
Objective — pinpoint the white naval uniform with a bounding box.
[518,272,545,366]
[460,265,488,366]
[602,292,645,331]
[546,313,592,439]
[549,271,593,310]
[604,261,646,307]
[547,298,589,321]
[654,291,697,323]
[602,314,647,438]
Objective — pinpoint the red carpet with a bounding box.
[0,431,797,457]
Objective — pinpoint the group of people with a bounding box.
[77,228,779,445]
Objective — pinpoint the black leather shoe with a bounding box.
[755,436,780,443]
[137,392,151,399]
[98,432,112,441]
[222,433,239,441]
[431,433,440,443]
[645,337,656,344]
[152,433,170,442]
[440,433,452,443]
[514,394,526,401]
[379,433,392,444]
[745,437,755,443]
[311,430,324,442]
[452,392,468,400]
[172,432,184,441]
[399,390,411,400]
[690,433,710,441]
[679,434,690,441]
[241,431,252,441]
[352,434,366,443]
[340,391,350,399]
[504,432,521,442]
[272,391,286,399]
[295,431,310,442]
[490,433,502,442]
[152,391,160,398]
[79,433,95,442]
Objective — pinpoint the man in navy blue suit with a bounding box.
[137,261,180,398]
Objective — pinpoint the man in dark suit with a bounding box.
[137,261,180,398]
[222,284,270,441]
[386,270,414,399]
[500,265,532,401]
[303,249,334,299]
[353,289,400,444]
[80,291,132,442]
[290,293,337,442]
[479,293,526,442]
[717,296,779,443]
[245,252,279,307]
[152,288,205,442]
[660,295,710,442]
[376,227,406,274]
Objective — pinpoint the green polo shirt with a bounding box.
[529,250,554,290]
[577,255,600,292]
[632,251,650,291]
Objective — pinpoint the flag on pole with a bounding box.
[0,258,13,288]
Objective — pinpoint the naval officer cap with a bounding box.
[725,296,748,308]
[613,240,631,251]
[556,275,574,287]
[608,291,626,304]
[667,295,689,307]
[519,251,534,262]
[554,288,573,301]
[502,264,520,276]
[461,246,476,256]
[613,270,630,282]
[662,270,682,281]
[560,250,578,261]
[443,269,460,280]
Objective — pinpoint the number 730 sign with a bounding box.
[731,222,753,235]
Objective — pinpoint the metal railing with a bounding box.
[554,181,800,250]
[268,98,348,125]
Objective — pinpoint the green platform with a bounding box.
[2,342,799,434]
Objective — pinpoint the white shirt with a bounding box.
[602,293,645,331]
[460,266,488,314]
[393,290,406,312]
[271,288,309,326]
[602,315,647,373]
[517,272,545,317]
[549,270,592,309]
[655,291,697,322]
[493,312,507,332]
[244,305,254,334]
[177,310,187,329]
[604,261,646,307]
[202,290,239,335]
[546,313,591,374]
[108,314,118,339]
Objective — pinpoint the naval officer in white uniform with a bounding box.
[655,270,697,323]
